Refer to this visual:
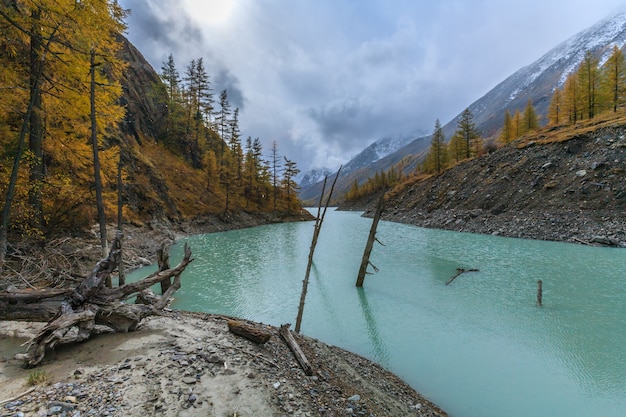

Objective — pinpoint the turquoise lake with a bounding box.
[128,209,626,417]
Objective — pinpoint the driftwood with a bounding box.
[445,268,479,285]
[0,234,193,367]
[279,323,313,376]
[227,320,272,344]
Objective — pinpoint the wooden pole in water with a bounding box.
[295,166,342,333]
[536,279,543,306]
[355,193,385,287]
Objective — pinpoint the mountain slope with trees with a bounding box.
[379,115,626,246]
[0,0,308,266]
[301,12,626,205]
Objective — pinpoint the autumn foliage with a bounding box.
[0,1,303,258]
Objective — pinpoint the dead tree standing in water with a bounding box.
[356,193,385,287]
[294,167,341,333]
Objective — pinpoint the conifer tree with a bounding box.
[425,119,447,174]
[601,45,626,113]
[547,89,562,125]
[0,0,127,260]
[270,140,281,213]
[498,109,514,144]
[216,89,231,153]
[447,132,466,164]
[455,108,480,159]
[512,109,523,138]
[282,157,300,214]
[521,99,539,133]
[160,53,181,104]
[563,73,579,123]
[578,50,600,119]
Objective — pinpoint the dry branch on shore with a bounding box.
[0,234,193,367]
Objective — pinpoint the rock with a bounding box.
[576,169,587,177]
[273,382,281,389]
[347,394,361,402]
[182,377,197,384]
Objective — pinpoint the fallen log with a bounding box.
[445,268,479,286]
[1,234,193,367]
[279,323,313,376]
[227,320,272,344]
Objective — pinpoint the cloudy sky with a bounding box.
[119,0,626,173]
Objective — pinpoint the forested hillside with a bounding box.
[0,1,306,262]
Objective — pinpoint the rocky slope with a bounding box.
[377,118,626,246]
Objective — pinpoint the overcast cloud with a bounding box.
[119,0,626,172]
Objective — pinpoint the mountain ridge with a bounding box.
[300,12,626,204]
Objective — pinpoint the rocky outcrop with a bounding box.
[117,34,168,144]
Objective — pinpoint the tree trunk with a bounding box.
[356,193,385,287]
[117,149,125,285]
[228,320,272,344]
[279,324,313,376]
[295,166,341,333]
[28,7,45,229]
[90,49,108,263]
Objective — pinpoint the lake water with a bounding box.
[128,210,626,417]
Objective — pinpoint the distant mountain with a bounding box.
[300,12,626,203]
[298,133,421,202]
[297,167,333,189]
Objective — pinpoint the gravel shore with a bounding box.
[1,312,447,417]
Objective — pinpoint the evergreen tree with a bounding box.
[455,108,480,159]
[160,53,181,104]
[216,89,231,152]
[270,140,281,213]
[282,157,300,214]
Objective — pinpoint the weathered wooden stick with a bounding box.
[228,320,272,344]
[295,166,342,333]
[536,279,543,306]
[445,268,479,285]
[0,387,37,407]
[279,324,313,376]
[356,193,385,287]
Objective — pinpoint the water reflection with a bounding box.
[356,287,389,366]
